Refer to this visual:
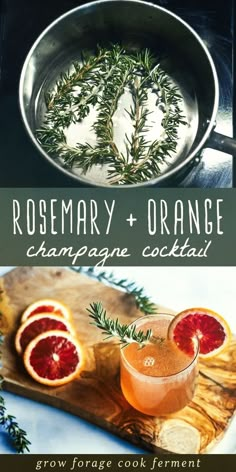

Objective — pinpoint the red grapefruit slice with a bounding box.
[23,330,84,386]
[21,299,72,323]
[15,313,75,355]
[168,307,231,358]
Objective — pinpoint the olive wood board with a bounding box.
[0,267,235,454]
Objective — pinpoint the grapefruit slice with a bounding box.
[168,307,231,359]
[21,299,72,323]
[15,313,75,355]
[23,330,84,386]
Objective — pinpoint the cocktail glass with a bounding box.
[120,314,199,416]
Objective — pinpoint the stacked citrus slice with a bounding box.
[21,298,72,323]
[15,299,84,386]
[168,307,231,359]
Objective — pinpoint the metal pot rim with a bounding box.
[19,0,219,188]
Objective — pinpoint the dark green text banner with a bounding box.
[0,188,234,266]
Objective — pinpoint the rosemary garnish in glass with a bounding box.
[37,44,187,184]
[87,302,163,348]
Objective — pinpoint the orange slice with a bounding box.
[15,313,75,355]
[168,307,231,359]
[23,330,84,387]
[21,299,72,323]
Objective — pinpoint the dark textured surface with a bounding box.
[0,0,234,187]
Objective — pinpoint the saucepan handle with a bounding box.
[207,131,236,156]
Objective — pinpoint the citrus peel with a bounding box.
[21,298,72,323]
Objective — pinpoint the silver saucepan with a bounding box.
[19,0,236,187]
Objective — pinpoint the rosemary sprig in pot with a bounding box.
[0,327,31,453]
[70,267,156,315]
[36,44,187,185]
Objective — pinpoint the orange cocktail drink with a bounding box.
[120,314,198,415]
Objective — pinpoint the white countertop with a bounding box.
[0,266,235,454]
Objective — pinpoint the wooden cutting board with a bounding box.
[0,267,236,454]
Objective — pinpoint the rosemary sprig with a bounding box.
[107,55,187,184]
[93,52,133,165]
[37,44,187,184]
[87,302,153,347]
[70,267,156,315]
[45,47,109,120]
[0,326,31,453]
